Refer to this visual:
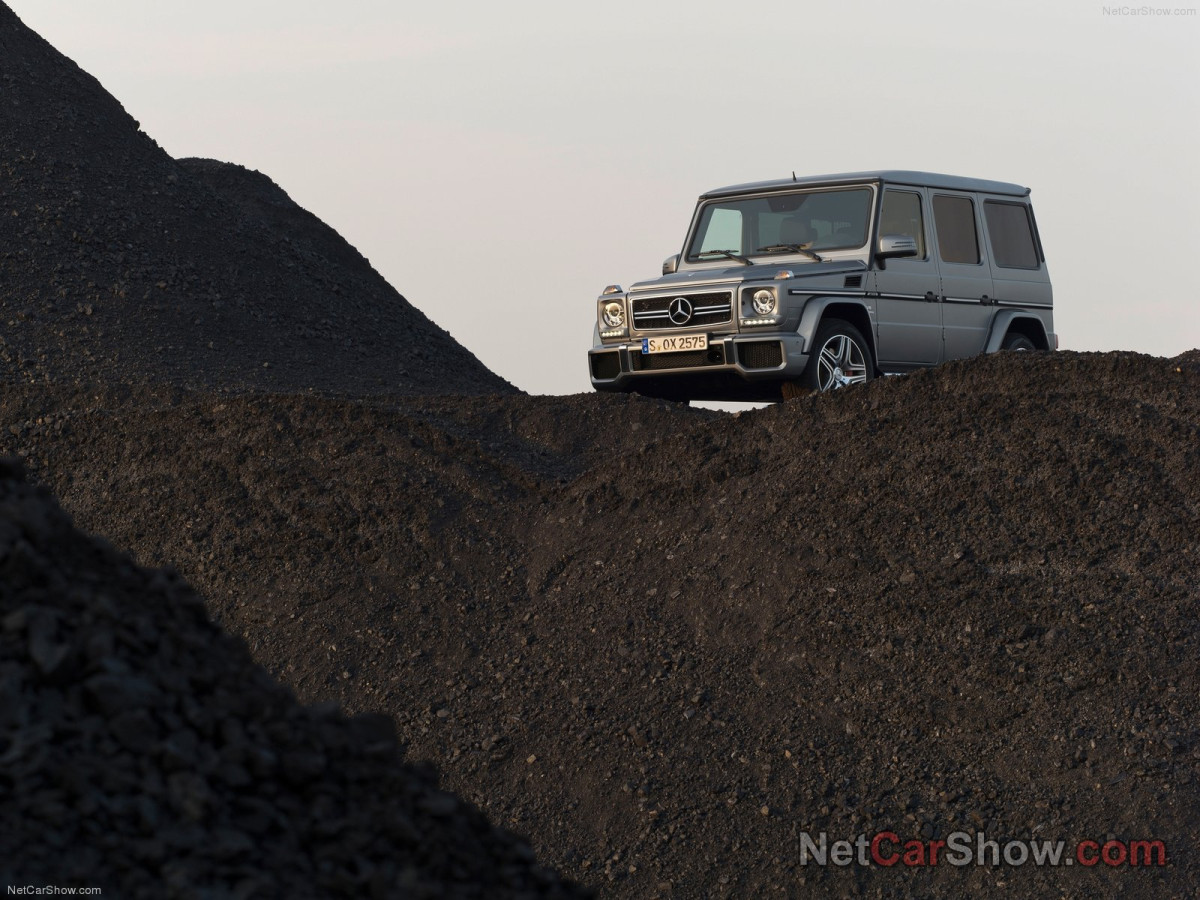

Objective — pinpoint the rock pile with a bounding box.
[3,350,1197,898]
[0,2,512,397]
[0,460,587,898]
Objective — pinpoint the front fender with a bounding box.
[794,296,877,361]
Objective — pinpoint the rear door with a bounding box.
[871,187,942,370]
[932,192,994,360]
[979,197,1053,318]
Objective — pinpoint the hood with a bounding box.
[630,258,868,293]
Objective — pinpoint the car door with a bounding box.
[932,192,994,360]
[979,196,1053,314]
[871,186,942,370]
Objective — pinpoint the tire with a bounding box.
[1001,332,1037,352]
[783,318,874,397]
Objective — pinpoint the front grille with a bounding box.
[590,351,621,381]
[737,340,783,369]
[630,345,726,371]
[631,292,732,331]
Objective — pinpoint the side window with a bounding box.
[932,195,980,264]
[984,201,1039,269]
[878,190,926,258]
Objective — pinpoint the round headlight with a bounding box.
[602,301,625,328]
[752,289,776,316]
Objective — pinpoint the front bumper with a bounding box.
[589,331,810,402]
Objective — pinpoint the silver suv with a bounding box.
[588,171,1054,401]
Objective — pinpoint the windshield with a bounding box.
[686,187,874,262]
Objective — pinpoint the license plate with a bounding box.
[641,334,708,354]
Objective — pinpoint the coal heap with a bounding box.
[0,459,588,898]
[3,350,1197,899]
[0,2,512,396]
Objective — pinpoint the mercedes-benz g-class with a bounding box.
[588,171,1054,401]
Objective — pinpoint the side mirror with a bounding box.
[877,234,919,260]
[662,254,680,275]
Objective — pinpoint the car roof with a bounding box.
[700,170,1031,199]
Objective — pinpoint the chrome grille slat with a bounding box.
[631,291,733,331]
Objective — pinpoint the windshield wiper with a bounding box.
[695,249,754,266]
[757,243,824,262]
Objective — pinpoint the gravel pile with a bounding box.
[0,459,588,898]
[0,2,512,397]
[4,350,1197,899]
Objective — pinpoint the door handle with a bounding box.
[980,295,991,305]
[925,291,938,303]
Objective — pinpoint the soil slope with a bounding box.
[4,350,1197,899]
[0,460,588,898]
[0,3,512,396]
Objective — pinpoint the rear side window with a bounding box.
[984,201,1039,269]
[879,190,926,258]
[932,195,979,264]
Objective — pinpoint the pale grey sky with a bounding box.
[10,0,1199,394]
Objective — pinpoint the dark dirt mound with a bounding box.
[4,350,1197,898]
[0,2,512,396]
[1172,348,1200,373]
[0,459,588,898]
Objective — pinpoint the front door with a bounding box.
[872,187,941,370]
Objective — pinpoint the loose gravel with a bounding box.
[0,459,588,898]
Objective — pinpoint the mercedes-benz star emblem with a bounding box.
[668,296,693,326]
